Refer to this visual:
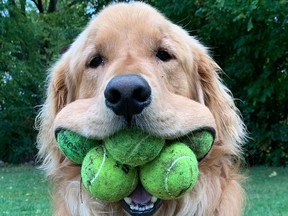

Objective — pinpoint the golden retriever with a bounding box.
[37,2,246,216]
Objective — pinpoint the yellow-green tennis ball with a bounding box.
[56,129,99,164]
[105,128,165,167]
[81,145,138,202]
[140,142,199,200]
[188,130,214,160]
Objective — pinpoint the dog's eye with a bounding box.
[156,50,173,62]
[88,56,104,68]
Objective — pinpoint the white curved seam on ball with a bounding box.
[164,156,194,196]
[131,169,138,191]
[132,134,151,153]
[90,146,106,185]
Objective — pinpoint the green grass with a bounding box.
[244,166,288,216]
[0,165,287,215]
[0,165,51,216]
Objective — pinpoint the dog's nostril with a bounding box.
[104,74,152,121]
[107,89,121,104]
[133,86,150,103]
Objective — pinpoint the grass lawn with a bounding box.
[0,165,287,215]
[0,165,51,216]
[243,166,288,216]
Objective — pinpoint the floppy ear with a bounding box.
[194,46,246,156]
[49,60,69,115]
[36,56,72,176]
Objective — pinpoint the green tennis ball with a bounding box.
[188,130,214,160]
[140,142,199,200]
[81,145,138,202]
[56,129,99,164]
[105,128,165,167]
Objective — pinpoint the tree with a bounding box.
[0,0,90,163]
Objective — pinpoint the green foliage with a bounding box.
[0,6,42,162]
[151,0,288,166]
[0,1,89,163]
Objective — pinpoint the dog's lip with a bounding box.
[165,126,216,142]
[54,126,215,143]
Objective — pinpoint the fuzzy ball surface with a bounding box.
[188,130,214,160]
[105,128,165,167]
[56,129,99,164]
[81,145,138,202]
[140,142,199,200]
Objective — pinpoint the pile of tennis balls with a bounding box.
[56,128,214,202]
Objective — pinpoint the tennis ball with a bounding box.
[105,128,165,167]
[81,145,138,202]
[56,129,99,164]
[187,130,214,160]
[140,142,199,200]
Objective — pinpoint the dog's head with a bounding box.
[38,2,245,216]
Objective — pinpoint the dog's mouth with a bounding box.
[55,127,215,216]
[121,183,163,216]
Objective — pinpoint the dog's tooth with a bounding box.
[130,204,135,210]
[151,196,158,203]
[148,203,154,209]
[124,197,132,205]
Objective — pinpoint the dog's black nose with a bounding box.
[104,74,152,121]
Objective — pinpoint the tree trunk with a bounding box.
[47,0,58,13]
[32,0,44,13]
[20,0,26,15]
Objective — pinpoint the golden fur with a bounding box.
[37,2,246,216]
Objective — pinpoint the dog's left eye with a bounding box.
[156,50,173,62]
[88,56,104,68]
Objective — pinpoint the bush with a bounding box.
[0,2,89,163]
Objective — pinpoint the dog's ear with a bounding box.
[46,49,80,116]
[47,59,69,115]
[36,57,70,174]
[194,46,246,154]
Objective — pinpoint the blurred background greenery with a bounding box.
[0,0,287,166]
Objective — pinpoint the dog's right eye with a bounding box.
[88,56,104,68]
[156,50,173,62]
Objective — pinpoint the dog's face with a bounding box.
[54,3,216,139]
[41,2,245,216]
